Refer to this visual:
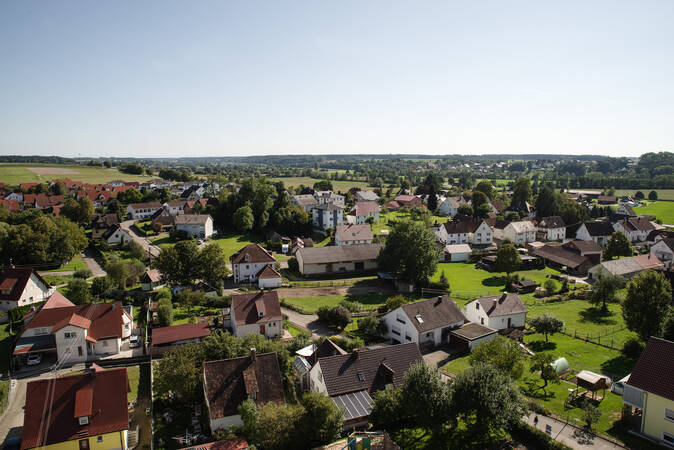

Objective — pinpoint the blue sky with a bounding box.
[1,1,673,158]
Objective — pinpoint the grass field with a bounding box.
[575,188,674,201]
[268,176,373,193]
[0,163,153,185]
[42,254,85,272]
[151,232,264,257]
[173,305,220,325]
[282,292,425,314]
[634,200,674,223]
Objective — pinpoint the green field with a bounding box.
[152,232,264,257]
[282,292,425,314]
[576,188,674,201]
[634,200,674,223]
[268,176,373,193]
[42,254,85,273]
[0,163,153,185]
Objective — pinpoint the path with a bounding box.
[0,379,24,446]
[120,219,161,257]
[281,307,338,338]
[525,414,626,450]
[81,248,106,277]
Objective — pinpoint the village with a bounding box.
[0,158,673,450]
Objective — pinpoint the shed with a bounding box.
[442,244,472,262]
[575,370,608,401]
[551,357,569,375]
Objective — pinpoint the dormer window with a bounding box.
[78,416,89,425]
[415,314,424,324]
[258,311,264,317]
[244,254,250,262]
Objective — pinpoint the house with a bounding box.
[598,195,618,205]
[141,269,164,291]
[613,217,656,243]
[0,267,53,312]
[102,224,133,245]
[126,201,162,220]
[308,343,422,427]
[0,198,20,212]
[175,214,214,239]
[511,279,539,294]
[575,221,616,247]
[503,221,537,245]
[464,293,528,330]
[295,244,382,276]
[315,191,345,208]
[647,229,674,245]
[435,219,493,246]
[437,196,469,217]
[291,194,319,212]
[588,254,664,280]
[617,203,637,217]
[163,200,190,215]
[392,195,424,209]
[230,291,282,338]
[533,244,595,275]
[21,365,130,450]
[312,203,344,230]
[650,238,674,268]
[257,265,282,289]
[381,296,466,347]
[536,216,566,241]
[150,322,211,355]
[91,213,120,239]
[442,244,472,262]
[355,190,379,203]
[181,184,205,201]
[14,299,133,365]
[622,337,674,447]
[204,349,285,431]
[151,210,176,232]
[447,322,499,350]
[508,201,535,217]
[562,239,603,264]
[230,244,276,284]
[335,224,373,246]
[347,201,380,224]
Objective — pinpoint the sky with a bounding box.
[1,1,673,158]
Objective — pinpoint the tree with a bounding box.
[233,206,255,232]
[369,387,405,429]
[635,191,645,200]
[469,335,525,380]
[126,240,146,261]
[582,402,601,430]
[535,185,563,217]
[400,363,453,433]
[475,202,493,218]
[543,279,557,295]
[471,190,489,211]
[452,363,526,434]
[495,244,521,276]
[299,392,343,447]
[105,257,130,289]
[90,276,112,298]
[457,204,473,216]
[176,288,204,315]
[623,270,673,341]
[529,352,560,392]
[65,279,92,305]
[475,180,495,200]
[157,302,174,326]
[153,240,200,285]
[199,243,231,288]
[438,271,450,291]
[316,305,351,329]
[377,219,438,285]
[385,294,408,311]
[511,177,531,207]
[313,180,333,191]
[603,231,634,260]
[427,185,438,212]
[153,343,203,401]
[588,274,625,311]
[357,316,387,343]
[662,310,674,341]
[648,190,658,201]
[529,314,564,342]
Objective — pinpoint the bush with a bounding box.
[357,316,387,343]
[73,268,93,279]
[339,299,362,313]
[157,303,174,327]
[385,294,408,312]
[316,306,351,329]
[288,257,299,273]
[622,337,645,359]
[544,279,558,295]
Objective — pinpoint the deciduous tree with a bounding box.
[529,314,564,342]
[495,244,521,276]
[377,219,438,285]
[623,270,673,341]
[603,231,634,260]
[469,335,525,379]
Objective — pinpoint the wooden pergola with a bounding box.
[574,370,608,402]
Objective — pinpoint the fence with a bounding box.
[560,325,628,350]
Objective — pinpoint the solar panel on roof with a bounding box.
[331,390,374,420]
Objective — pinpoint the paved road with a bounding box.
[281,307,339,338]
[81,248,106,277]
[526,414,626,449]
[0,379,24,446]
[120,220,161,257]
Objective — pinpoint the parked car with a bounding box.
[129,335,140,348]
[2,436,21,450]
[26,354,42,366]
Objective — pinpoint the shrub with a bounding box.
[543,279,557,295]
[357,316,388,343]
[582,401,601,430]
[317,306,351,329]
[288,258,299,273]
[385,294,408,312]
[157,303,174,327]
[622,337,645,359]
[339,299,362,313]
[73,268,93,279]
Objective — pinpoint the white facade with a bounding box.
[503,222,537,245]
[297,258,378,276]
[176,216,214,239]
[105,228,132,245]
[472,222,494,245]
[463,301,527,330]
[381,309,463,346]
[538,226,566,242]
[126,204,161,220]
[0,273,53,312]
[613,221,653,243]
[575,224,611,247]
[312,207,344,230]
[308,361,329,394]
[231,318,282,339]
[232,261,274,284]
[258,276,282,289]
[650,240,674,268]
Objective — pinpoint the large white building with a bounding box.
[126,201,162,219]
[536,216,566,241]
[434,219,493,246]
[175,214,214,239]
[312,203,344,230]
[334,224,373,246]
[230,244,276,284]
[503,221,537,245]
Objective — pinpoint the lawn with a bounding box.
[372,210,436,236]
[151,232,263,257]
[285,323,306,337]
[282,292,424,314]
[0,163,153,185]
[268,176,373,192]
[430,262,561,302]
[172,305,221,325]
[42,253,85,272]
[577,188,674,201]
[42,274,74,287]
[634,200,674,223]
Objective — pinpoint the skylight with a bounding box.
[357,372,365,381]
[415,314,424,323]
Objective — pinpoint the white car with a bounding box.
[26,354,42,366]
[129,335,140,348]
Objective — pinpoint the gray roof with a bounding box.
[538,216,566,229]
[335,224,373,243]
[297,244,383,265]
[175,214,212,225]
[592,254,663,276]
[313,203,342,212]
[356,190,380,201]
[293,194,318,207]
[450,322,497,340]
[400,296,466,333]
[470,293,528,317]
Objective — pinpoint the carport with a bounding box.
[449,322,497,349]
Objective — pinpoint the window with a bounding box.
[78,416,89,425]
[405,334,411,341]
[102,341,108,347]
[357,372,365,381]
[475,303,479,310]
[664,432,674,445]
[666,408,674,422]
[96,437,103,443]
[391,326,401,336]
[481,317,484,325]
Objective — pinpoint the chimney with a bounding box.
[493,299,498,310]
[353,348,360,359]
[250,348,256,362]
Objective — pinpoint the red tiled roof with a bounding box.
[0,199,20,212]
[52,314,92,333]
[21,368,129,450]
[230,244,275,264]
[350,201,380,217]
[231,291,282,326]
[626,337,674,401]
[257,265,281,279]
[0,268,50,302]
[151,322,211,346]
[24,302,126,341]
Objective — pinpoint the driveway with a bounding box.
[120,220,161,257]
[81,248,106,277]
[281,307,339,338]
[0,379,24,447]
[525,414,626,449]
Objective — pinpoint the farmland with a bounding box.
[0,163,153,185]
[633,200,674,224]
[268,176,373,192]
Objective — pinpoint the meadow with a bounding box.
[268,176,373,192]
[633,200,674,224]
[0,163,153,185]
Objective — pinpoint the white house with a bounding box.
[257,265,282,289]
[163,200,190,215]
[650,238,674,268]
[435,219,493,246]
[616,203,637,217]
[230,291,282,338]
[503,221,537,245]
[347,202,380,224]
[0,267,53,312]
[442,244,472,262]
[312,203,344,230]
[315,191,345,208]
[381,296,466,347]
[101,224,133,245]
[175,214,214,239]
[230,244,276,284]
[437,196,470,217]
[536,216,566,242]
[575,222,616,247]
[613,217,656,243]
[335,224,373,246]
[204,349,284,431]
[296,244,382,276]
[126,202,162,220]
[464,293,528,330]
[291,194,319,212]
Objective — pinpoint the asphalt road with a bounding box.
[281,307,339,338]
[120,220,161,257]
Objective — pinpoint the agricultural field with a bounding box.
[268,176,373,192]
[634,200,674,224]
[0,163,153,185]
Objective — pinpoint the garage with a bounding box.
[449,322,498,349]
[442,244,472,262]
